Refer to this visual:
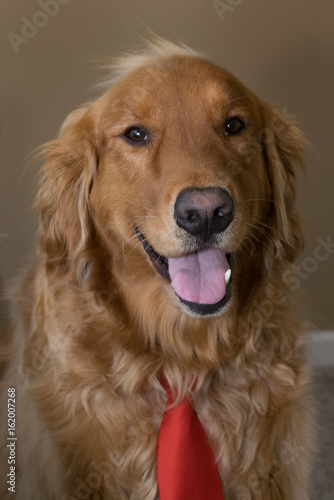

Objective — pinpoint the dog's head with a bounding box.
[35,39,304,325]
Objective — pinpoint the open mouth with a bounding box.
[135,227,233,316]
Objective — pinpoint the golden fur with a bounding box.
[1,38,313,499]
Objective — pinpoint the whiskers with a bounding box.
[115,210,160,273]
[238,215,273,258]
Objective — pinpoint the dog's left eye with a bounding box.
[124,127,148,144]
[224,117,245,136]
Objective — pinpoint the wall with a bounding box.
[1,0,333,331]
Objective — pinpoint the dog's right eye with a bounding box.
[124,127,148,144]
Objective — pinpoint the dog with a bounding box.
[0,37,314,499]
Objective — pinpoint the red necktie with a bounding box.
[157,381,224,500]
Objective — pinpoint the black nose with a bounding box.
[174,187,234,241]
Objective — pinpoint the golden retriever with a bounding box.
[0,38,314,499]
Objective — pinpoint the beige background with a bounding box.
[0,0,333,330]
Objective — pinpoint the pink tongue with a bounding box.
[168,247,230,305]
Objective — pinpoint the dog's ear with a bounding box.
[261,101,305,263]
[33,106,98,278]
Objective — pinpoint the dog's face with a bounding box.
[37,49,304,323]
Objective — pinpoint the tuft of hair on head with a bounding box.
[92,35,204,95]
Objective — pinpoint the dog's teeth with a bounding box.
[224,269,231,286]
